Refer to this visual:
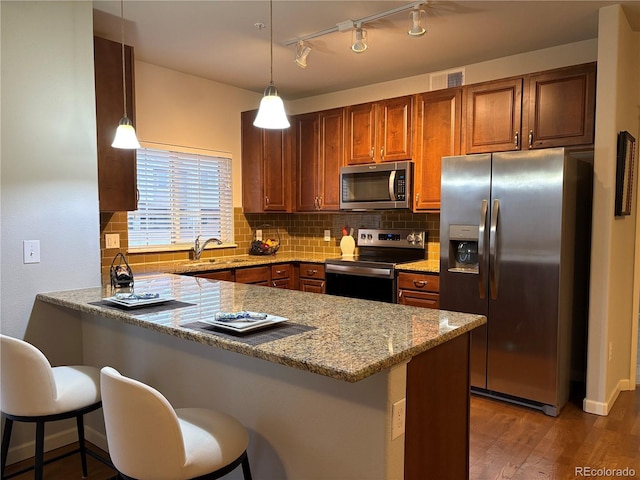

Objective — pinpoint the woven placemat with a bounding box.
[90,300,196,314]
[182,321,316,346]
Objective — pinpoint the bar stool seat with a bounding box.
[100,366,252,480]
[0,334,106,480]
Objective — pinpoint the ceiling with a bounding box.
[92,1,640,100]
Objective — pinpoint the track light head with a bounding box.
[351,24,368,53]
[408,7,426,37]
[295,40,311,68]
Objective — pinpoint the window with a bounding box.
[128,146,233,249]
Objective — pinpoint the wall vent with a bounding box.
[429,68,465,91]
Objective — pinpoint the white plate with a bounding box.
[200,313,288,333]
[103,295,174,308]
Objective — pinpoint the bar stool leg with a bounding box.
[241,453,252,480]
[76,414,89,477]
[34,420,45,480]
[1,418,13,478]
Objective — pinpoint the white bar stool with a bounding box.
[0,334,108,480]
[100,367,252,480]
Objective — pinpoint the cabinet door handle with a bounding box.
[265,196,270,206]
[370,148,374,160]
[514,131,519,148]
[380,147,384,160]
[306,269,318,276]
[413,280,428,288]
[275,270,285,274]
[528,130,533,149]
[415,193,420,204]
[317,197,322,209]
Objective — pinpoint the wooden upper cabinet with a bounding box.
[463,63,596,154]
[413,88,462,211]
[345,102,377,164]
[345,96,412,164]
[241,110,292,213]
[524,62,596,149]
[294,108,344,211]
[463,78,523,154]
[94,36,137,212]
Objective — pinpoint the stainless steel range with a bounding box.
[325,228,427,303]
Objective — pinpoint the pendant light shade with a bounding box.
[112,0,140,149]
[254,0,289,129]
[254,83,290,129]
[112,116,141,149]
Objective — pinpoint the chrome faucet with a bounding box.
[192,235,222,260]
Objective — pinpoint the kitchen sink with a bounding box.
[187,258,250,266]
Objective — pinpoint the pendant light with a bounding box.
[112,0,141,149]
[254,0,290,129]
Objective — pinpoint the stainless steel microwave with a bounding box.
[340,161,413,210]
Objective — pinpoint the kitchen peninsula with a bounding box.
[37,274,485,480]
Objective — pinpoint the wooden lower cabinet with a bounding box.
[299,263,325,293]
[194,270,234,282]
[235,266,271,286]
[397,272,440,308]
[271,264,294,289]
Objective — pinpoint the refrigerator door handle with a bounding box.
[489,199,500,299]
[478,199,488,299]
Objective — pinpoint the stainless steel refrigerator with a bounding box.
[439,147,592,416]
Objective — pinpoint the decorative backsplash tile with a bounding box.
[100,208,440,279]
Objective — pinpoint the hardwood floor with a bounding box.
[470,389,640,480]
[3,389,639,479]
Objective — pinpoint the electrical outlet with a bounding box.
[391,398,406,440]
[324,229,331,241]
[23,240,40,264]
[256,229,263,241]
[105,233,120,249]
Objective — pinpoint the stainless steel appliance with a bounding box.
[439,148,592,416]
[326,228,426,303]
[340,161,413,210]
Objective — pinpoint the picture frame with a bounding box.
[615,131,636,216]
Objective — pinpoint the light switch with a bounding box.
[256,229,263,241]
[105,233,120,249]
[23,240,40,264]
[324,230,331,241]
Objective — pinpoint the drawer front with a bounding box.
[397,272,440,293]
[271,264,291,280]
[235,266,271,284]
[300,263,325,279]
[398,289,440,309]
[195,270,235,282]
[300,278,325,294]
[272,278,293,289]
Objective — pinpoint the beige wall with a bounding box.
[585,4,640,415]
[0,0,101,461]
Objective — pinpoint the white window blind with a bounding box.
[128,147,233,248]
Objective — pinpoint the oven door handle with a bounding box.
[325,263,394,279]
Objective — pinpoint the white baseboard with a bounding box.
[4,425,109,466]
[583,378,630,416]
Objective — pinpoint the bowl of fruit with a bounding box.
[249,225,280,256]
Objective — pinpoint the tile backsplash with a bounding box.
[100,208,440,280]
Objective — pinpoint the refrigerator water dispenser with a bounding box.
[448,225,479,272]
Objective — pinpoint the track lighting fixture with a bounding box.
[351,23,368,53]
[254,0,290,129]
[284,1,426,57]
[295,40,311,68]
[112,0,140,149]
[408,6,426,37]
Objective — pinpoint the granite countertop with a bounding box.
[151,253,440,276]
[37,274,479,382]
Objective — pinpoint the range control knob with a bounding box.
[407,233,415,243]
[413,233,423,244]
[367,234,373,240]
